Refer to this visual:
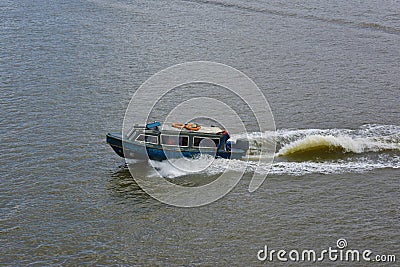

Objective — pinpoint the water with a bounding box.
[1,0,399,265]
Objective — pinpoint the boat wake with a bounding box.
[138,124,400,178]
[277,133,400,159]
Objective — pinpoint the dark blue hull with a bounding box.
[106,132,246,161]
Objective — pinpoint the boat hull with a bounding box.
[106,132,246,161]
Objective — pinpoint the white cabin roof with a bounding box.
[161,124,224,134]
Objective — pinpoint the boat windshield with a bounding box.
[135,134,158,144]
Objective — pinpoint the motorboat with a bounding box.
[106,121,249,161]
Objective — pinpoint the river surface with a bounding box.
[1,0,399,266]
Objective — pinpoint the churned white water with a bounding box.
[148,124,400,178]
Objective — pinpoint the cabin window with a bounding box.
[135,134,158,144]
[161,135,189,147]
[193,137,220,148]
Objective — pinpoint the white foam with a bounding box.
[148,155,400,178]
[144,124,400,178]
[148,154,225,178]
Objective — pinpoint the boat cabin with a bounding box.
[126,122,229,151]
